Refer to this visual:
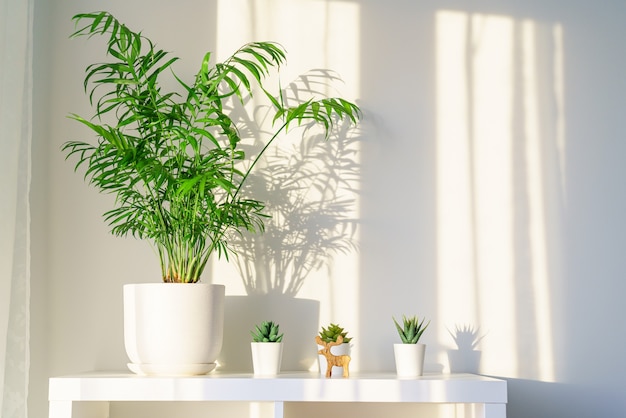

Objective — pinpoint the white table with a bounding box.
[49,371,507,418]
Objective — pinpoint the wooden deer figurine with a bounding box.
[316,335,351,378]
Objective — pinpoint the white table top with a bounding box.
[49,371,507,403]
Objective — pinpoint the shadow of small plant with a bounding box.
[228,70,361,297]
[448,324,486,351]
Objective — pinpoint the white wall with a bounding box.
[31,0,626,417]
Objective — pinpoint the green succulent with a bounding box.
[251,321,284,343]
[393,315,430,344]
[318,323,352,344]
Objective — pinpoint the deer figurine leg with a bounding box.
[341,355,351,377]
[325,360,333,378]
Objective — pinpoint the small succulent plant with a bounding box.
[318,323,352,344]
[393,315,430,344]
[251,321,284,343]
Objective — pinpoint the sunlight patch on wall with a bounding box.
[213,0,362,371]
[553,25,567,203]
[434,10,477,341]
[216,0,360,91]
[435,10,563,382]
[470,12,517,378]
[519,19,555,383]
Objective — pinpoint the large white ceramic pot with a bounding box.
[124,283,225,376]
[394,343,426,378]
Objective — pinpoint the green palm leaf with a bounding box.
[64,11,360,283]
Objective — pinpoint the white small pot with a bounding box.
[124,283,225,376]
[318,342,351,376]
[251,342,283,376]
[394,343,426,378]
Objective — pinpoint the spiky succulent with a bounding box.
[393,315,430,344]
[318,323,352,344]
[251,321,284,343]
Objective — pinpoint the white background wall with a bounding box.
[30,0,626,417]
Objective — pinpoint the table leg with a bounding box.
[49,401,110,418]
[482,403,506,418]
[273,401,284,418]
[49,401,72,418]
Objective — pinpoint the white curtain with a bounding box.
[0,0,33,417]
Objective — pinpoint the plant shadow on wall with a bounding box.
[236,71,359,297]
[219,70,361,371]
[447,324,485,373]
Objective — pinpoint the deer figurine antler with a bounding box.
[316,335,351,378]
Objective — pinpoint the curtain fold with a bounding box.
[0,0,34,417]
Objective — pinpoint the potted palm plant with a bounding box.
[63,11,360,375]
